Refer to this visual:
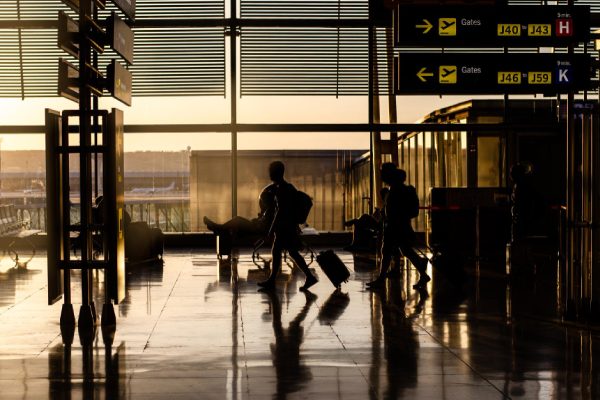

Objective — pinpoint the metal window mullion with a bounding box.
[16,0,24,99]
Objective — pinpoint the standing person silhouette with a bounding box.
[258,161,318,291]
[367,163,430,289]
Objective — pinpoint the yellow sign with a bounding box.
[439,66,457,84]
[439,18,457,36]
[528,24,551,36]
[497,24,521,37]
[528,72,552,84]
[416,67,434,82]
[498,72,521,85]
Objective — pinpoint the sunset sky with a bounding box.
[0,94,500,151]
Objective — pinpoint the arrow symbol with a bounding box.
[417,67,434,82]
[416,19,433,34]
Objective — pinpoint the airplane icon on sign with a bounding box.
[441,68,455,78]
[439,18,457,36]
[441,20,456,31]
[439,65,457,84]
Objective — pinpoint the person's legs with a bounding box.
[386,252,404,278]
[258,236,283,288]
[203,216,221,232]
[287,249,317,290]
[222,216,257,235]
[399,242,430,288]
[367,234,400,287]
[204,216,257,236]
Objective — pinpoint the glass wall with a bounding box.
[191,148,364,232]
[397,130,468,231]
[477,136,504,187]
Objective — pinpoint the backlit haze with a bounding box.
[0,94,496,151]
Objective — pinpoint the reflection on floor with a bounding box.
[0,249,597,399]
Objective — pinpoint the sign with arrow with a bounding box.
[394,5,590,47]
[416,20,433,34]
[416,67,434,82]
[395,53,593,95]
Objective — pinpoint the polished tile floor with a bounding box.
[0,249,598,399]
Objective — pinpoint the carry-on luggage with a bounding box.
[415,244,465,287]
[126,222,164,263]
[316,250,350,289]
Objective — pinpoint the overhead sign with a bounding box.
[395,53,593,95]
[107,60,132,106]
[60,0,106,12]
[394,5,590,47]
[58,58,107,102]
[58,12,105,56]
[108,12,134,64]
[112,0,136,21]
[58,58,79,103]
[58,11,78,58]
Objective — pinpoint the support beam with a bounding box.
[0,122,561,134]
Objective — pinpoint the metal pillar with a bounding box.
[368,5,374,215]
[77,0,96,332]
[230,0,238,218]
[386,27,399,167]
[368,8,383,211]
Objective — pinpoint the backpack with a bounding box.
[294,190,313,224]
[405,185,420,219]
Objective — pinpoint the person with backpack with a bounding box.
[258,161,318,291]
[367,163,430,289]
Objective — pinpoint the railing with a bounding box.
[4,197,190,234]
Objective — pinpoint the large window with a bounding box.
[477,136,505,187]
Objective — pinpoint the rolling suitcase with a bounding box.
[316,250,350,289]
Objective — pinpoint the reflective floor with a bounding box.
[0,249,598,399]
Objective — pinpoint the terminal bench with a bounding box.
[0,204,41,266]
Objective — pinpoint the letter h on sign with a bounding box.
[556,19,573,36]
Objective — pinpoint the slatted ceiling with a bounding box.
[241,27,390,96]
[4,1,72,20]
[241,0,368,19]
[22,29,63,97]
[3,0,597,99]
[131,28,224,96]
[0,1,226,98]
[0,29,20,96]
[0,0,225,20]
[0,3,17,19]
[0,27,225,97]
[120,1,224,19]
[240,1,385,95]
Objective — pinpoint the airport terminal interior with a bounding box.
[2,0,600,399]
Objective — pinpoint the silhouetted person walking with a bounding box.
[367,163,429,289]
[258,161,318,291]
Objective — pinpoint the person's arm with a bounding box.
[266,192,280,238]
